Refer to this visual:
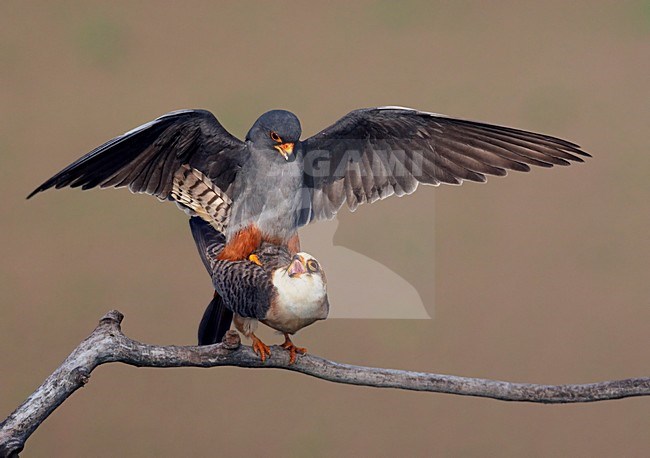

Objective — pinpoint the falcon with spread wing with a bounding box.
[29,106,590,259]
[190,217,328,363]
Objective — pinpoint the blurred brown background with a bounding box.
[1,1,649,456]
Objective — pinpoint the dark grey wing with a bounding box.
[189,217,226,273]
[211,260,273,320]
[28,109,246,227]
[299,107,591,222]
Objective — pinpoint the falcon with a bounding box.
[28,106,590,349]
[190,217,328,363]
[28,106,590,262]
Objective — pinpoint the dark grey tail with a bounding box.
[198,292,233,345]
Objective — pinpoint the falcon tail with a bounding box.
[198,293,234,345]
[190,217,234,345]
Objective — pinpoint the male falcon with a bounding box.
[190,217,328,363]
[28,106,590,261]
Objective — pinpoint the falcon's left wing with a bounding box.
[299,107,590,222]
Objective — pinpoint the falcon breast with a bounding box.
[265,253,329,335]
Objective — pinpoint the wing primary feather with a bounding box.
[300,107,590,223]
[27,110,245,201]
[435,136,531,172]
[451,125,582,164]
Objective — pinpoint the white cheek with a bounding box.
[272,271,327,316]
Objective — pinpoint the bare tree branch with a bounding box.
[1,310,648,457]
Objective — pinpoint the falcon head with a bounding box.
[286,253,324,279]
[269,252,329,331]
[246,110,302,161]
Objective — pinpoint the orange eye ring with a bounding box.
[270,131,282,143]
[307,259,319,272]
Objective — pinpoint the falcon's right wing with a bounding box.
[29,109,245,230]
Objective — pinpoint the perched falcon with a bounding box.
[190,217,328,363]
[28,106,590,350]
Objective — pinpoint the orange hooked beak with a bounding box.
[274,142,294,160]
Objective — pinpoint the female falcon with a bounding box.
[190,217,329,363]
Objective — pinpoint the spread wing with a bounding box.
[189,217,271,320]
[28,109,245,229]
[299,107,591,222]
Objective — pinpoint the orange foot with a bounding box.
[251,334,271,362]
[248,254,263,266]
[281,334,307,365]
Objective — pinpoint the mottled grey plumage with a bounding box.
[190,217,328,332]
[211,245,291,320]
[28,106,590,245]
[191,217,280,319]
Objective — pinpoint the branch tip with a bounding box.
[99,310,124,327]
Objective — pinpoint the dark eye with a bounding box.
[307,259,319,272]
[270,131,282,142]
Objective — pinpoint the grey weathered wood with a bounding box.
[1,310,648,457]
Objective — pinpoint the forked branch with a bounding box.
[1,310,648,457]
